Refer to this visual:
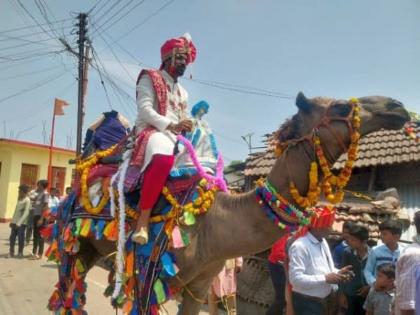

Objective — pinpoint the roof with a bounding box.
[0,138,76,155]
[245,124,420,177]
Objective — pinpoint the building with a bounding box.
[0,138,75,221]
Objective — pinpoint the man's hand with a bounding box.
[167,119,193,134]
[235,266,242,273]
[325,272,350,284]
[357,285,370,297]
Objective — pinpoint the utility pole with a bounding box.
[76,13,88,156]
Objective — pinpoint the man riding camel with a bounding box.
[131,33,197,245]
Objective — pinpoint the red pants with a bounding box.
[138,154,174,210]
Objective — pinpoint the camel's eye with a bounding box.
[330,103,352,117]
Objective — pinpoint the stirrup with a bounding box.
[131,227,149,245]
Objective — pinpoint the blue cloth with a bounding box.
[333,240,348,268]
[93,111,128,150]
[363,244,401,285]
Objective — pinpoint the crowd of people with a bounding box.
[7,180,70,259]
[266,209,420,315]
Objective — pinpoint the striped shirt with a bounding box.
[395,241,420,315]
[364,243,402,285]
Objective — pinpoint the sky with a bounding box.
[0,0,420,163]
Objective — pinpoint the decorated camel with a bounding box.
[46,93,409,315]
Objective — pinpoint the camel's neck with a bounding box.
[204,140,347,261]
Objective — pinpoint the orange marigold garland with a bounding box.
[76,145,116,215]
[289,98,361,207]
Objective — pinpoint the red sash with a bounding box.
[131,70,168,168]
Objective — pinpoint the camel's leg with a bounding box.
[178,275,213,315]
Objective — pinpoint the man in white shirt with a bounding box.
[131,33,197,244]
[395,211,420,315]
[289,207,353,315]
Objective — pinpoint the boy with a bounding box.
[7,185,31,258]
[29,179,49,260]
[364,220,402,285]
[340,224,371,315]
[364,263,395,315]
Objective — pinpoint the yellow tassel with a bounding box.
[80,219,91,237]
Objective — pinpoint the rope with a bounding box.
[343,189,373,201]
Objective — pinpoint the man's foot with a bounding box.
[5,253,14,258]
[131,227,149,245]
[28,254,40,260]
[16,253,24,259]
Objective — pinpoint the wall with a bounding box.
[0,142,75,220]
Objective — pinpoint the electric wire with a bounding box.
[93,1,123,25]
[111,0,176,43]
[0,70,67,104]
[0,17,72,35]
[93,0,147,36]
[0,64,63,81]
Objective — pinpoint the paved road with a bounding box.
[0,223,212,315]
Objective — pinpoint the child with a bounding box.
[339,224,371,315]
[363,263,395,315]
[7,184,31,258]
[364,220,402,285]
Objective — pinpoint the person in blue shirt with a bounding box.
[364,220,403,286]
[333,221,354,268]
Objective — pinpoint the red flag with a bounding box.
[54,98,69,116]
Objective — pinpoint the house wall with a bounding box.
[0,142,75,220]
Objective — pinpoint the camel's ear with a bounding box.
[296,92,312,113]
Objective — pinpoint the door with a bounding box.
[51,167,66,196]
[20,164,39,189]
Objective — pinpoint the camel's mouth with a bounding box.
[378,107,410,130]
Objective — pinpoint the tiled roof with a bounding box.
[244,125,420,177]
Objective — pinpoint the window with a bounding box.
[20,164,39,189]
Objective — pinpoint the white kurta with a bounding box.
[135,70,189,172]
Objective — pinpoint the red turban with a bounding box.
[294,206,336,238]
[160,33,197,66]
[310,206,336,228]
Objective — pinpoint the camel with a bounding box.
[52,92,410,315]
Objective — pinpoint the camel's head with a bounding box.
[277,92,410,149]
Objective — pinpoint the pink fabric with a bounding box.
[138,154,174,210]
[211,258,243,298]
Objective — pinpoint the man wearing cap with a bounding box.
[131,33,197,244]
[288,207,353,315]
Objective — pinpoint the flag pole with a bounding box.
[47,102,56,191]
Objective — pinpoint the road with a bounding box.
[0,222,213,315]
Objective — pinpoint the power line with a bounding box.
[0,37,57,52]
[0,17,72,35]
[93,0,147,35]
[112,0,176,43]
[0,64,63,81]
[0,25,73,40]
[90,46,113,110]
[91,22,136,81]
[0,71,67,104]
[88,0,106,14]
[0,49,65,63]
[93,1,123,25]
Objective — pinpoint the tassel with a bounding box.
[74,218,82,236]
[183,211,196,226]
[122,300,133,314]
[96,220,105,240]
[153,279,166,304]
[126,251,134,277]
[103,220,117,240]
[180,229,190,246]
[80,219,92,237]
[171,226,184,248]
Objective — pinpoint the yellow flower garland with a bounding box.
[288,99,361,207]
[76,145,116,215]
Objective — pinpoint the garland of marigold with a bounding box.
[76,145,116,215]
[288,98,361,207]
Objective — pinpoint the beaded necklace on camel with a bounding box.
[257,98,361,230]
